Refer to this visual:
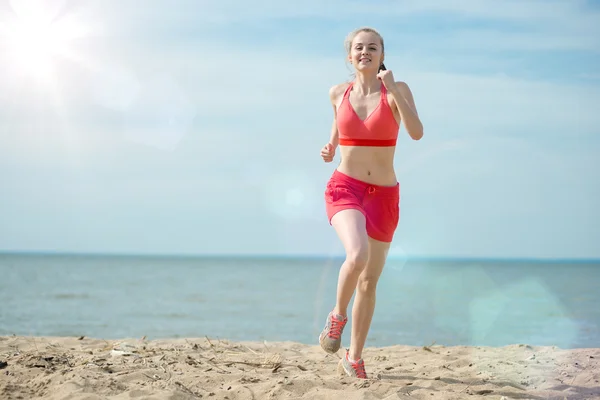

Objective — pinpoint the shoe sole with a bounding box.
[318,333,341,354]
[337,358,354,377]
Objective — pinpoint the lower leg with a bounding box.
[319,209,369,354]
[348,238,390,361]
[333,251,368,317]
[348,279,377,361]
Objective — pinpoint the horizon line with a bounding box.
[0,250,598,263]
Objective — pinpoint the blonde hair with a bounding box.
[344,27,385,55]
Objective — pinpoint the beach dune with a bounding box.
[1,336,599,399]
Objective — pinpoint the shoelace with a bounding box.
[328,315,346,339]
[349,357,367,379]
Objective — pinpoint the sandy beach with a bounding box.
[1,336,598,400]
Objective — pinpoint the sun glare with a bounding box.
[1,1,87,82]
[6,19,59,78]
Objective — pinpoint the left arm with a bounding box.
[389,81,423,140]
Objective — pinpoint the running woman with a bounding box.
[319,27,423,379]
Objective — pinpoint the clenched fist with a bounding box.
[377,69,396,90]
[320,143,335,163]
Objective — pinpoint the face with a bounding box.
[348,31,383,72]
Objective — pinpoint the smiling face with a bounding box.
[346,29,384,73]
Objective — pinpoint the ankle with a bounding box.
[348,350,362,362]
[333,307,347,318]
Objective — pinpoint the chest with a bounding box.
[347,92,383,121]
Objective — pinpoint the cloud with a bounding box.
[412,28,598,52]
[396,66,600,138]
[2,39,598,155]
[2,0,598,117]
[393,132,600,258]
[398,0,594,23]
[67,0,600,54]
[1,0,598,257]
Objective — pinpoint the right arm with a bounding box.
[321,84,347,163]
[327,83,347,148]
[328,86,340,149]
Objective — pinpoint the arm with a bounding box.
[327,84,343,148]
[321,84,345,162]
[389,81,423,140]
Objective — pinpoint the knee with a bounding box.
[344,247,368,274]
[357,274,379,295]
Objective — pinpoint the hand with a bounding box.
[320,143,335,163]
[377,69,396,90]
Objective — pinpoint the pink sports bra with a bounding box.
[337,82,399,147]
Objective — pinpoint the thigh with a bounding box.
[331,209,369,257]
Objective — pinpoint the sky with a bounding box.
[0,0,599,259]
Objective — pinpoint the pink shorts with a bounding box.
[324,169,400,243]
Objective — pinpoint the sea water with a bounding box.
[1,253,598,349]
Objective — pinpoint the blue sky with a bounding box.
[0,0,599,259]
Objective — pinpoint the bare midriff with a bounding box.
[337,145,397,186]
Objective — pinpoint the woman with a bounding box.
[318,27,423,379]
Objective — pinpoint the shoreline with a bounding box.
[2,251,599,264]
[1,336,599,399]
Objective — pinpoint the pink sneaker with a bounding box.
[318,311,347,353]
[338,350,367,379]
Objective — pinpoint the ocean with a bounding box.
[1,253,598,349]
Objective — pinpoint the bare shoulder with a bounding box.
[329,82,350,105]
[394,81,413,95]
[394,81,417,104]
[392,81,419,115]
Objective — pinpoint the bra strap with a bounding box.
[343,82,354,99]
[380,82,387,97]
[380,82,389,104]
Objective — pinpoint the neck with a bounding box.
[352,72,381,95]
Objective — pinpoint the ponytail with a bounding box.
[379,63,387,72]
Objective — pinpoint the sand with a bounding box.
[1,336,599,400]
